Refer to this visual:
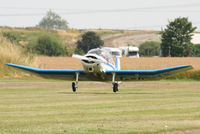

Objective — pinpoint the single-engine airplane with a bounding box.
[6,48,192,92]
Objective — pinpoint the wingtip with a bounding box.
[5,63,11,66]
[5,63,23,68]
[5,63,16,66]
[180,65,192,68]
[188,65,193,69]
[185,65,192,68]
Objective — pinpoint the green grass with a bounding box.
[2,31,59,46]
[168,70,200,80]
[0,80,200,134]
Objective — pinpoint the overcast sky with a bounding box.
[0,0,200,31]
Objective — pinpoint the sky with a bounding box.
[0,0,200,31]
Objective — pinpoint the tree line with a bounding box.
[38,10,199,57]
[3,10,199,57]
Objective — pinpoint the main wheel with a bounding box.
[72,82,76,92]
[113,83,118,92]
[116,83,118,92]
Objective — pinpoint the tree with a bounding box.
[161,17,196,57]
[39,10,68,30]
[139,41,160,56]
[76,32,104,53]
[33,34,65,56]
[192,44,200,57]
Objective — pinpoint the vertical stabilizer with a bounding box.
[115,56,120,70]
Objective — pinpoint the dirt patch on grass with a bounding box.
[103,31,160,47]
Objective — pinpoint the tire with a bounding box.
[116,83,118,92]
[113,83,118,92]
[72,82,76,92]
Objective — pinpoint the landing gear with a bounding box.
[72,82,76,92]
[113,83,118,92]
[72,73,79,92]
[112,73,119,93]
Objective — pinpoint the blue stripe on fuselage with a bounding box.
[115,57,119,70]
[105,63,115,70]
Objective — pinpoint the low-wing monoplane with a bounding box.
[6,48,192,92]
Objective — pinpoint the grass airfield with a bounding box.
[0,80,200,134]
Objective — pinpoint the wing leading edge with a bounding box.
[5,63,85,80]
[106,65,192,81]
[5,63,193,81]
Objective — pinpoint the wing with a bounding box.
[5,63,87,80]
[106,65,192,81]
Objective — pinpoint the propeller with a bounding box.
[72,54,88,61]
[72,54,107,64]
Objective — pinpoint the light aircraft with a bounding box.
[6,48,192,92]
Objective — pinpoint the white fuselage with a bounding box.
[81,53,115,74]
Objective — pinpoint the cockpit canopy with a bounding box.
[88,48,115,65]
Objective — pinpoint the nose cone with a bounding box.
[81,54,98,64]
[81,54,102,73]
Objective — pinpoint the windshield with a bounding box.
[88,48,115,65]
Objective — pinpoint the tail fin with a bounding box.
[115,56,120,70]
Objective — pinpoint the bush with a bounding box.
[74,48,85,55]
[192,44,200,57]
[2,32,22,44]
[0,35,35,79]
[27,34,66,56]
[139,41,161,57]
[76,32,104,53]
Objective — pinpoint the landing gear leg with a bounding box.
[112,73,119,92]
[72,73,79,92]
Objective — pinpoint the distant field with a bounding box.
[0,26,159,49]
[0,80,200,134]
[120,57,200,70]
[103,31,160,47]
[35,56,200,70]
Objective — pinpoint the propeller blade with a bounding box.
[72,54,107,64]
[91,58,107,64]
[72,54,88,61]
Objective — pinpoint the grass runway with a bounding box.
[0,80,200,134]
